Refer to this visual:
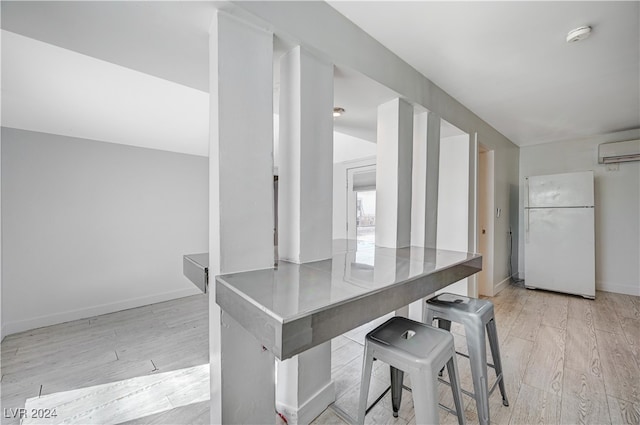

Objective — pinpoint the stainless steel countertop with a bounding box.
[183,253,209,293]
[185,253,209,269]
[216,240,482,360]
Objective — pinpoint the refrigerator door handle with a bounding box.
[524,178,530,243]
[525,208,530,243]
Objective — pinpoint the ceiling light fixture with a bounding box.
[333,107,345,118]
[566,26,592,43]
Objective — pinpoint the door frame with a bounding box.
[346,164,376,240]
[477,143,495,296]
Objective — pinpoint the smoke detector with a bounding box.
[566,26,592,43]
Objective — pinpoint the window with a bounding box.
[347,165,376,247]
[356,190,376,245]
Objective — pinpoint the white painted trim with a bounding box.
[335,155,376,167]
[2,287,200,337]
[596,281,640,296]
[494,276,512,296]
[276,380,335,425]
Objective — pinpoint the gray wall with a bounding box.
[1,127,208,336]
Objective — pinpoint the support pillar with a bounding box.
[409,111,440,249]
[276,46,335,425]
[278,46,333,264]
[468,132,479,297]
[375,98,413,317]
[209,11,275,424]
[425,112,442,249]
[408,111,440,321]
[375,98,414,249]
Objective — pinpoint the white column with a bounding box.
[278,46,333,264]
[276,46,335,425]
[375,98,413,249]
[411,111,428,248]
[410,111,440,249]
[209,11,275,424]
[408,111,440,321]
[0,130,2,341]
[468,132,479,297]
[425,112,441,249]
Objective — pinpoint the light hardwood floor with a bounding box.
[1,295,209,425]
[2,285,640,424]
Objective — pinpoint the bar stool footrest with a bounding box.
[365,385,392,415]
[454,350,497,370]
[439,403,460,416]
[438,373,505,400]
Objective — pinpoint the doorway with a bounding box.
[477,145,495,296]
[347,165,376,248]
[355,190,376,244]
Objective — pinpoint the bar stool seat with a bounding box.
[424,293,508,425]
[357,316,466,425]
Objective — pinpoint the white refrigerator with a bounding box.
[524,171,595,298]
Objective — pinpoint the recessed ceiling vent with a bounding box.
[566,26,592,43]
[598,139,640,164]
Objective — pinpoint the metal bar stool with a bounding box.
[357,316,466,425]
[423,293,508,425]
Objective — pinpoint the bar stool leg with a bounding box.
[390,366,405,417]
[357,343,374,425]
[446,356,467,425]
[423,311,452,339]
[486,318,509,406]
[435,318,451,377]
[411,370,440,425]
[464,319,490,425]
[424,308,435,324]
[437,318,452,333]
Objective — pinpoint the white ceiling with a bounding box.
[1,1,214,92]
[328,1,640,146]
[2,1,637,154]
[2,30,209,156]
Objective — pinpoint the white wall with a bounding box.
[333,132,376,163]
[437,134,470,295]
[437,135,469,251]
[274,119,377,170]
[1,23,3,340]
[329,132,377,240]
[519,129,640,296]
[332,156,376,240]
[0,128,3,340]
[1,127,208,335]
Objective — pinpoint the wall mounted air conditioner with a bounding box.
[598,139,640,164]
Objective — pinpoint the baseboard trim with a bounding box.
[596,281,640,296]
[2,287,201,337]
[494,276,512,295]
[276,380,336,425]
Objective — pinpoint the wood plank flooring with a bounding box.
[2,285,640,424]
[321,286,640,425]
[1,295,209,425]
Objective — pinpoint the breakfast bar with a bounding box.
[214,240,481,423]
